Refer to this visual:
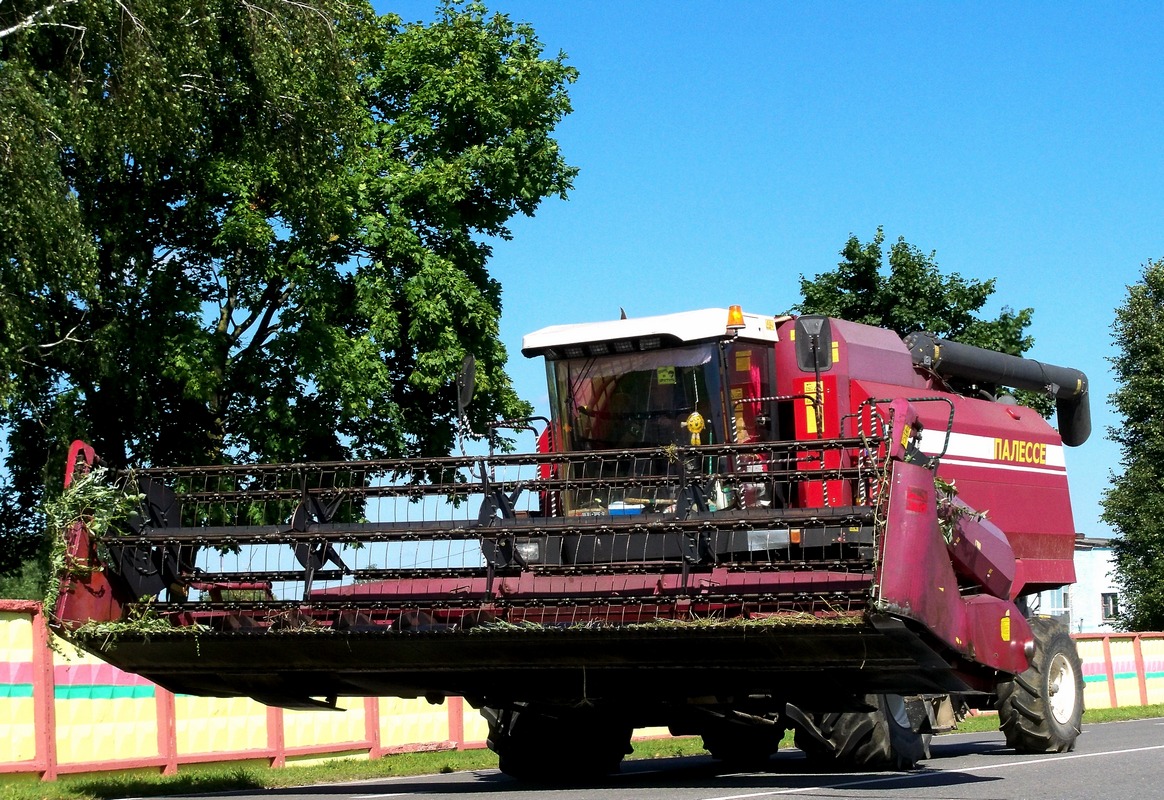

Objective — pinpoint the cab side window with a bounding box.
[726,344,775,442]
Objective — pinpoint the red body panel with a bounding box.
[770,314,1075,596]
[945,503,1016,600]
[875,460,1032,675]
[52,522,127,629]
[852,379,1075,594]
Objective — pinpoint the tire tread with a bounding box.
[996,617,1084,754]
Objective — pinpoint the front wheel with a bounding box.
[996,616,1084,753]
[483,704,632,783]
[790,694,930,771]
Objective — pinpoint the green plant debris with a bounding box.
[626,612,865,630]
[70,606,209,650]
[463,613,865,635]
[465,620,548,634]
[934,475,988,544]
[42,466,144,621]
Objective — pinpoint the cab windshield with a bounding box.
[544,341,779,516]
[548,344,724,452]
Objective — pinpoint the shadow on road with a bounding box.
[256,743,1011,797]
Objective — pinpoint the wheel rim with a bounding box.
[1047,652,1078,725]
[885,694,912,729]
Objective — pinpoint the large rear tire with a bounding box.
[791,694,930,771]
[483,704,632,783]
[997,616,1084,753]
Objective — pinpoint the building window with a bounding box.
[1102,593,1120,621]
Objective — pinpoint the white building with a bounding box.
[1031,536,1119,633]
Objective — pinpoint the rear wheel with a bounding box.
[791,694,930,771]
[997,617,1084,753]
[483,704,632,783]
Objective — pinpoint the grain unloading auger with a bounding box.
[51,307,1088,780]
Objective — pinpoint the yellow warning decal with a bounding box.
[803,381,821,434]
[994,438,1047,464]
[1001,612,1011,642]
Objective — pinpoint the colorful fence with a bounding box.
[0,601,488,781]
[1,600,1160,781]
[1075,631,1164,710]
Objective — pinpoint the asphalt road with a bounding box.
[154,718,1164,800]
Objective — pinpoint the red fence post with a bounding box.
[30,604,58,781]
[1133,634,1149,706]
[266,705,286,768]
[364,697,382,760]
[448,696,465,750]
[1102,635,1118,708]
[156,687,178,776]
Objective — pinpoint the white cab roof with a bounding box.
[522,308,787,358]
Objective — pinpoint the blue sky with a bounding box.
[382,1,1164,536]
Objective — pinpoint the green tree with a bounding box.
[795,227,1048,410]
[796,227,1034,352]
[1102,258,1164,631]
[0,0,576,593]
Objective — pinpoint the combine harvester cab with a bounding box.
[51,306,1088,781]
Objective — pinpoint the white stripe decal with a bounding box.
[918,429,1065,470]
[939,457,1066,476]
[919,430,993,459]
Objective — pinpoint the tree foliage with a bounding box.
[0,0,577,587]
[796,227,1035,353]
[1103,258,1164,631]
[795,227,1049,411]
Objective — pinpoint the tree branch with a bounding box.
[228,280,276,342]
[113,0,145,32]
[0,0,81,40]
[240,0,341,35]
[217,265,237,339]
[16,318,88,363]
[234,279,292,360]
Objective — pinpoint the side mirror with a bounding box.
[794,315,833,372]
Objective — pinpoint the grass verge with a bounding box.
[3,705,1161,800]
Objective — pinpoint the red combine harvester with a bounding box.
[52,307,1089,780]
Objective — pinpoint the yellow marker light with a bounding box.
[727,305,746,330]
